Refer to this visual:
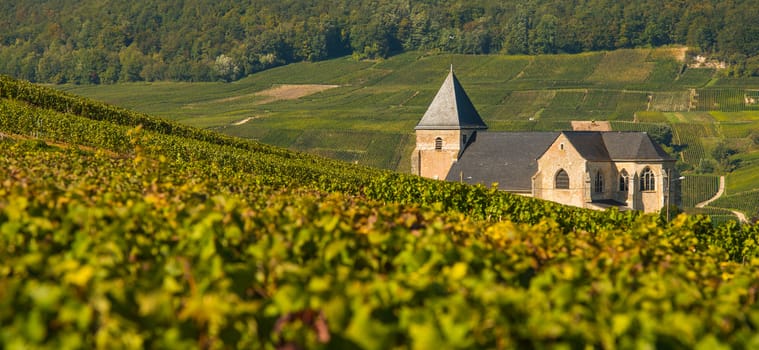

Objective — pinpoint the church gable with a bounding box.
[540,132,586,164]
[533,133,592,205]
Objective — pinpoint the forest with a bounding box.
[1,0,759,84]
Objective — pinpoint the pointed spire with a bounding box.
[415,68,488,130]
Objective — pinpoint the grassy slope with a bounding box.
[57,49,759,217]
[5,74,759,349]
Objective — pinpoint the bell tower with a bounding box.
[411,67,488,179]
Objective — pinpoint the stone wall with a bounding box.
[534,135,674,213]
[413,129,462,180]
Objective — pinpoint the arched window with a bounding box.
[594,170,604,193]
[640,167,655,191]
[435,137,443,150]
[555,169,569,189]
[619,170,629,192]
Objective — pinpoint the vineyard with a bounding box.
[649,91,690,112]
[586,49,653,84]
[516,53,600,84]
[671,123,717,164]
[712,191,759,221]
[609,121,668,134]
[718,122,759,138]
[50,49,706,171]
[685,208,740,226]
[673,68,715,88]
[2,75,759,348]
[678,175,720,208]
[692,89,754,112]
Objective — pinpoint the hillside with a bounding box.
[3,75,759,348]
[59,49,759,220]
[2,0,759,84]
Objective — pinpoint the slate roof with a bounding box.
[444,131,673,191]
[445,132,560,191]
[564,131,674,161]
[600,132,674,161]
[562,132,610,161]
[415,68,488,130]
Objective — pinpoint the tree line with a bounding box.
[1,0,758,84]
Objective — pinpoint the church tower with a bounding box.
[411,67,488,179]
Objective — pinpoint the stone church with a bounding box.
[411,69,676,213]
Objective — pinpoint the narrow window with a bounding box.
[435,137,443,150]
[560,143,565,150]
[640,167,655,191]
[619,170,629,192]
[555,169,569,189]
[594,170,604,193]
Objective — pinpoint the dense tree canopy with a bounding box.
[1,0,758,84]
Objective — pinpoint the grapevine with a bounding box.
[1,75,759,349]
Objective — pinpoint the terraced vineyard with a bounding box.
[609,121,669,134]
[50,48,759,220]
[3,75,759,349]
[671,123,716,164]
[649,91,690,112]
[692,89,749,112]
[680,175,721,208]
[686,208,741,226]
[54,48,703,172]
[712,191,759,222]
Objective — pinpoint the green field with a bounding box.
[586,49,654,84]
[56,49,759,218]
[58,49,711,169]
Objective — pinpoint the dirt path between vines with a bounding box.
[695,175,748,223]
[696,176,725,208]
